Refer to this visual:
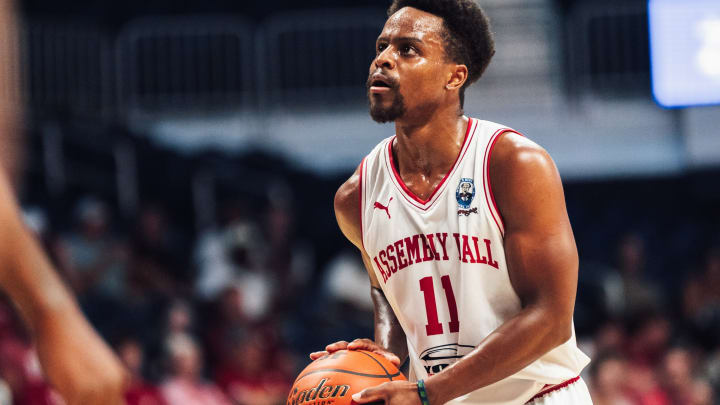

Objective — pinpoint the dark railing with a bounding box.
[116,16,255,110]
[24,21,112,116]
[21,4,652,114]
[566,3,651,94]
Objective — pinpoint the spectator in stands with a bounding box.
[578,320,627,368]
[60,196,128,298]
[262,185,314,315]
[161,333,231,405]
[659,347,715,405]
[600,233,662,319]
[323,250,374,314]
[204,286,247,369]
[117,337,166,405]
[593,321,626,354]
[683,248,720,347]
[704,349,720,399]
[660,347,695,404]
[627,313,672,368]
[215,329,291,405]
[57,196,128,336]
[588,351,633,405]
[689,379,714,405]
[22,206,61,269]
[0,378,10,405]
[195,220,274,321]
[129,204,185,296]
[624,365,671,405]
[0,334,63,404]
[194,199,253,300]
[165,299,195,338]
[620,314,673,405]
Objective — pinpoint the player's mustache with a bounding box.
[366,73,398,90]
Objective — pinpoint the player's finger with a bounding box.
[351,385,385,403]
[347,338,377,350]
[309,351,328,360]
[346,339,401,366]
[376,350,401,366]
[325,340,349,352]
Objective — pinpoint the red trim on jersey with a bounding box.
[482,128,510,234]
[384,151,426,210]
[358,157,366,250]
[387,118,474,209]
[524,376,580,404]
[482,128,525,235]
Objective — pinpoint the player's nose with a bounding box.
[373,47,395,70]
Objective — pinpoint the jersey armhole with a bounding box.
[483,129,525,236]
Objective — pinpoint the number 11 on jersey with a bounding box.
[419,275,460,336]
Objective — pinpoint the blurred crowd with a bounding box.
[0,193,325,405]
[577,233,720,405]
[0,188,717,405]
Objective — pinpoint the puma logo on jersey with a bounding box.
[374,197,393,219]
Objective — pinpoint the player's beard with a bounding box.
[367,77,406,123]
[369,91,407,123]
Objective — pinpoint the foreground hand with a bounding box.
[352,381,420,405]
[309,338,401,366]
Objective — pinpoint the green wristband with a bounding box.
[417,379,431,405]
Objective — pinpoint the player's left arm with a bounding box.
[353,132,579,404]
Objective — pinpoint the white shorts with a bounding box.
[525,377,593,404]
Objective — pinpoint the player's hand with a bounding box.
[309,338,401,366]
[352,380,421,405]
[35,311,128,405]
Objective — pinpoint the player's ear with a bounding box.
[445,64,468,91]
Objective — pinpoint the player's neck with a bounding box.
[392,108,468,177]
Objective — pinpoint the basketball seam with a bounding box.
[294,368,402,384]
[356,350,394,380]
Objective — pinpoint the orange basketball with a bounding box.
[287,350,406,405]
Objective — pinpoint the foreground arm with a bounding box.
[354,133,579,404]
[0,3,127,399]
[0,171,128,405]
[309,163,407,366]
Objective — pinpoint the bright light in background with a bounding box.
[649,0,720,107]
[697,18,720,78]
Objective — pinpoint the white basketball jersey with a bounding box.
[359,118,590,405]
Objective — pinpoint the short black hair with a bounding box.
[387,0,495,107]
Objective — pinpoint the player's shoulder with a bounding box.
[334,162,362,219]
[499,142,556,182]
[334,136,393,247]
[335,135,394,207]
[336,136,384,197]
[486,123,564,217]
[473,119,556,175]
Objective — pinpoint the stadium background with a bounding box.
[0,0,719,403]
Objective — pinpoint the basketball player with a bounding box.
[0,0,127,403]
[310,1,592,404]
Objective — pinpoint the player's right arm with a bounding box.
[309,163,407,366]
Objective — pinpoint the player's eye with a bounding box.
[400,44,415,55]
[376,43,388,54]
